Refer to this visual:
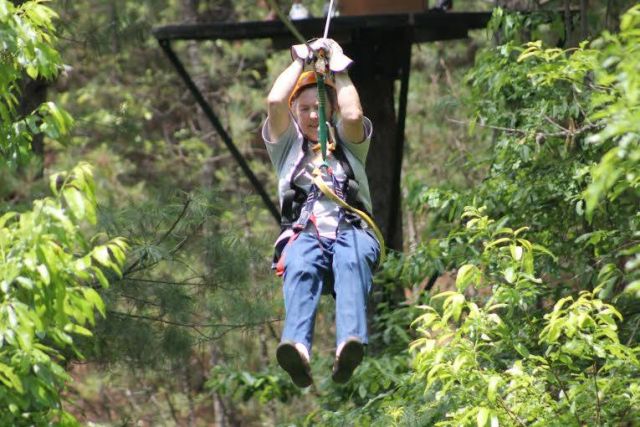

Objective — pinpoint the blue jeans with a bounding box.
[280,224,380,354]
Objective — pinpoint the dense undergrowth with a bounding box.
[298,6,640,426]
[213,5,640,426]
[1,0,639,425]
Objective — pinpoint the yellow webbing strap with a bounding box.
[312,168,386,266]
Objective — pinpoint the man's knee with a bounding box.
[284,254,318,278]
[334,254,360,272]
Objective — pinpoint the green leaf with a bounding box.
[532,244,557,261]
[452,354,469,373]
[64,324,93,337]
[485,237,511,250]
[83,288,105,317]
[63,187,85,220]
[514,342,529,357]
[503,267,516,284]
[92,246,113,268]
[0,363,24,393]
[513,226,529,236]
[449,293,466,322]
[0,212,17,228]
[456,264,481,292]
[92,267,109,289]
[26,65,38,79]
[477,407,490,427]
[37,264,50,285]
[509,245,523,261]
[432,291,459,300]
[487,376,500,403]
[625,280,640,297]
[358,384,367,399]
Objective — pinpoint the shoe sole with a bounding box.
[276,342,313,388]
[332,339,364,384]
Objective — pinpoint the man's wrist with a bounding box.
[334,71,352,83]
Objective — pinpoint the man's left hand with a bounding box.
[309,38,353,72]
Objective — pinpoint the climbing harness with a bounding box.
[270,0,386,265]
[312,168,385,262]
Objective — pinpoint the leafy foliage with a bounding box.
[408,208,638,426]
[207,364,301,404]
[8,0,637,424]
[0,0,72,168]
[1,2,129,423]
[293,5,640,426]
[45,1,294,423]
[0,163,127,425]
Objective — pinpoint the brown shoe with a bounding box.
[331,338,364,383]
[276,342,313,388]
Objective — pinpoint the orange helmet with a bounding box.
[288,71,336,108]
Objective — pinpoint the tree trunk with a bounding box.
[346,29,409,252]
[18,77,47,174]
[12,1,49,177]
[209,345,227,427]
[564,0,573,47]
[580,0,588,41]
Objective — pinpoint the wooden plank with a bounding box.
[152,11,491,43]
[340,0,427,16]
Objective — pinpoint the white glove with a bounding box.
[290,43,314,63]
[310,38,353,72]
[290,38,353,72]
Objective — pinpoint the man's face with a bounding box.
[293,87,333,142]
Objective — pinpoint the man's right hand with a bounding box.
[291,43,313,63]
[319,39,353,73]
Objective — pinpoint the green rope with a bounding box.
[316,73,329,167]
[265,0,307,45]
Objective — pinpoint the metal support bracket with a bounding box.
[387,31,413,244]
[157,39,281,224]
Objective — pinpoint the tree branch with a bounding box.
[496,396,527,427]
[107,310,281,342]
[156,197,192,245]
[593,362,601,426]
[549,364,584,426]
[447,118,601,139]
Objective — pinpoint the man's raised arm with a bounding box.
[334,71,365,144]
[266,58,303,142]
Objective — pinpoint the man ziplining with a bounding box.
[262,37,382,388]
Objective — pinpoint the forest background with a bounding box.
[1,0,639,425]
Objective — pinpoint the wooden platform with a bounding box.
[152,11,491,44]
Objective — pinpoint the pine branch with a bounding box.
[447,117,601,139]
[107,310,281,341]
[156,197,192,245]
